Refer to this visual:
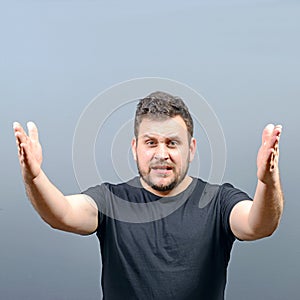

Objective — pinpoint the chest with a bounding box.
[101,199,223,269]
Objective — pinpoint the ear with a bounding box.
[131,137,137,161]
[189,138,197,162]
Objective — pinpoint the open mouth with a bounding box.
[151,165,173,171]
[150,165,174,176]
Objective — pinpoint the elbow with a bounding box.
[47,218,95,236]
[47,219,65,231]
[257,230,274,240]
[246,214,282,241]
[262,225,280,238]
[247,225,279,241]
[40,215,66,232]
[48,222,61,231]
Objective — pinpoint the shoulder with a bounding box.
[217,182,252,202]
[193,178,252,208]
[81,177,143,201]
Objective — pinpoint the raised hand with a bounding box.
[257,124,282,185]
[13,121,43,183]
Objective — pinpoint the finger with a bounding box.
[270,151,275,170]
[269,132,281,171]
[13,122,21,130]
[270,146,280,171]
[18,143,26,162]
[14,127,28,146]
[269,125,282,149]
[268,134,280,150]
[13,122,27,137]
[19,142,30,162]
[262,124,275,145]
[27,121,39,142]
[273,124,282,138]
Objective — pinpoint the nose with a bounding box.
[154,143,169,160]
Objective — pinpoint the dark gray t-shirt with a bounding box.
[83,177,251,300]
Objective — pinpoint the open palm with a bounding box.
[14,122,43,183]
[257,124,282,185]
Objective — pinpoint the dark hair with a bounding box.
[134,91,193,139]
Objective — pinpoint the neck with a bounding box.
[139,176,193,197]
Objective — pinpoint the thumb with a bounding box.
[27,121,39,142]
[262,123,274,145]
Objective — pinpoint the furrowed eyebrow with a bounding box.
[139,134,156,141]
[142,134,155,139]
[167,135,182,141]
[141,134,182,140]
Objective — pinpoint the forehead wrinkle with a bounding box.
[137,116,190,141]
[140,133,183,141]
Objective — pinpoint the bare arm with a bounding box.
[14,121,98,235]
[230,124,284,241]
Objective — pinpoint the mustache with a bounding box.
[149,163,175,169]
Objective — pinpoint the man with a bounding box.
[13,91,283,299]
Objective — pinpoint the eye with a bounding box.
[145,140,156,147]
[168,140,178,147]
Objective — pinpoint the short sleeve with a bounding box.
[218,183,252,237]
[82,184,106,226]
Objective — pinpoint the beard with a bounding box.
[136,157,190,192]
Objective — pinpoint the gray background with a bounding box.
[0,0,299,299]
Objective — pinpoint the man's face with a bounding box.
[131,115,196,195]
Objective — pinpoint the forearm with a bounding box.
[24,170,71,229]
[14,121,97,234]
[248,179,284,238]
